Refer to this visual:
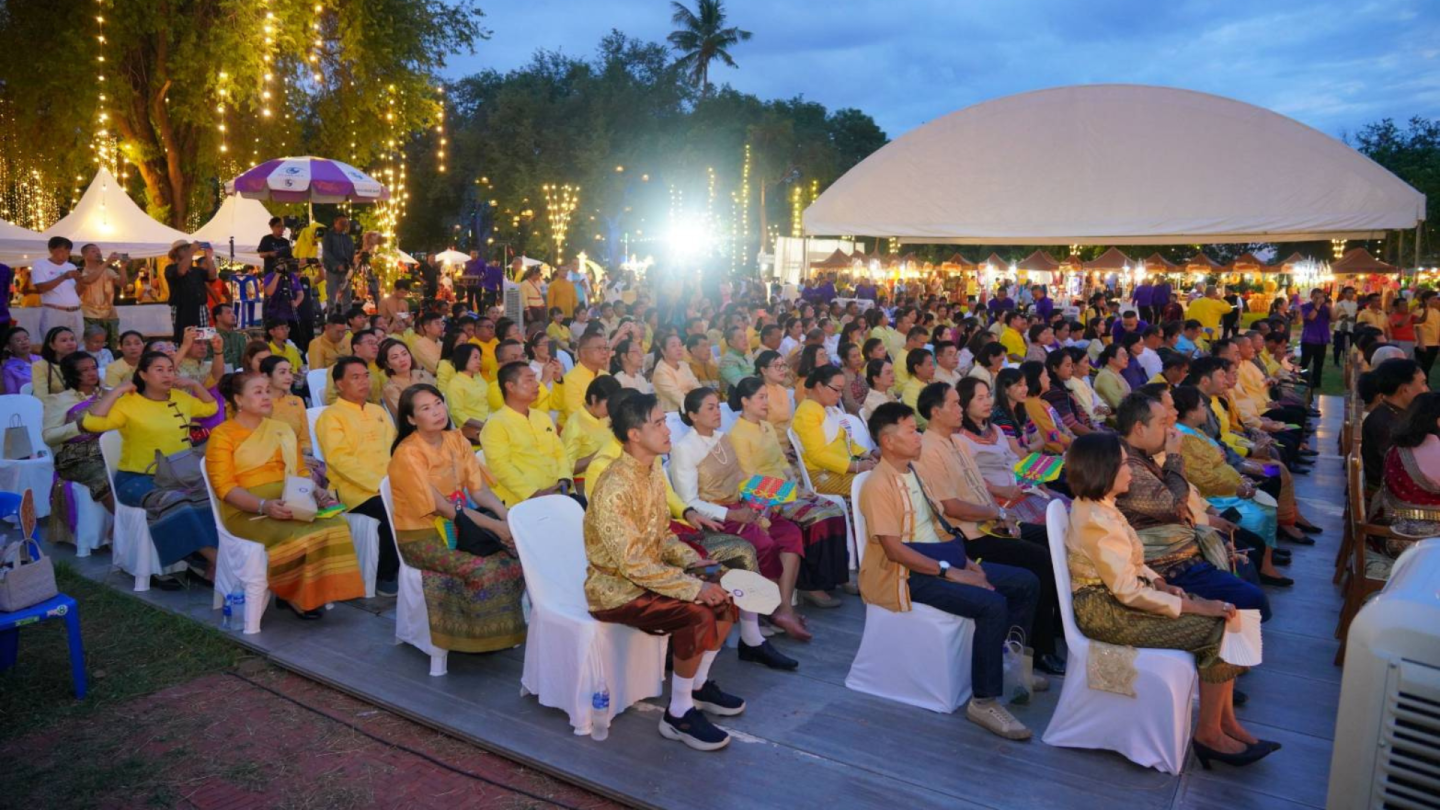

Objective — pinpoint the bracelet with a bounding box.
[257,499,267,514]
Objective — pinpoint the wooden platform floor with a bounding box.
[51,397,1351,810]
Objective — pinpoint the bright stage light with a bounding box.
[666,216,714,260]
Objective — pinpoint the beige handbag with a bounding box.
[281,475,319,523]
[0,490,54,611]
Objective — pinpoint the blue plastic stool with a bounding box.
[237,274,262,329]
[0,593,87,699]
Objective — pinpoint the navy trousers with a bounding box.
[1165,560,1271,623]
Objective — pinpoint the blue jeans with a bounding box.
[905,540,1039,700]
[1164,560,1270,623]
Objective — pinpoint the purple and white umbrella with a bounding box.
[226,156,389,204]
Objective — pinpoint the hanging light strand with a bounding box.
[309,2,325,84]
[92,0,118,175]
[435,85,446,173]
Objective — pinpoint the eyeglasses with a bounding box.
[824,384,844,394]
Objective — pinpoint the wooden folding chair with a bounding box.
[1333,454,1398,665]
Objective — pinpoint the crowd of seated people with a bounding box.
[20,268,1396,763]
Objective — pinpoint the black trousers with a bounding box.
[351,496,399,582]
[1332,330,1351,366]
[1418,346,1440,381]
[1299,341,1326,389]
[961,523,1059,657]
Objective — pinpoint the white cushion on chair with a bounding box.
[99,430,184,591]
[306,369,329,407]
[200,464,272,635]
[305,406,326,463]
[379,477,448,676]
[1040,499,1198,774]
[509,496,668,735]
[843,471,975,713]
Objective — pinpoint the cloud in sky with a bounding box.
[444,0,1440,141]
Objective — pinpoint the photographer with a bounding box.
[321,214,356,312]
[262,255,304,331]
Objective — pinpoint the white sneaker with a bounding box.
[965,699,1032,740]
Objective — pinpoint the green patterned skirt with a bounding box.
[396,528,528,653]
[1072,585,1244,683]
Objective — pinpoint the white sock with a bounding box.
[668,673,696,716]
[693,649,719,687]
[739,611,765,646]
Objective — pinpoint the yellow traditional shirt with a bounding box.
[561,363,606,425]
[653,360,700,413]
[999,327,1027,361]
[583,449,703,612]
[104,357,135,389]
[469,337,500,381]
[412,336,442,375]
[268,339,303,373]
[899,377,930,429]
[478,404,566,505]
[446,371,490,428]
[307,334,345,371]
[323,361,385,406]
[793,398,865,476]
[587,437,691,521]
[81,390,219,473]
[314,397,396,509]
[561,406,611,488]
[388,430,487,531]
[728,417,790,479]
[486,377,550,415]
[271,392,313,456]
[1065,498,1182,617]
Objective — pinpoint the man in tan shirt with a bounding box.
[857,400,1038,740]
[76,243,127,349]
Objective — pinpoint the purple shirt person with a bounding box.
[481,262,504,293]
[262,270,302,323]
[854,281,877,301]
[987,295,1015,319]
[1131,283,1154,309]
[1032,291,1053,321]
[463,257,484,285]
[1300,299,1332,345]
[1152,281,1172,311]
[1110,313,1148,342]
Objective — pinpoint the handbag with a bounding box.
[0,490,55,611]
[148,447,205,492]
[1002,627,1037,706]
[281,475,319,523]
[3,414,34,460]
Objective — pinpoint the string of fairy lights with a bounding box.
[542,183,580,263]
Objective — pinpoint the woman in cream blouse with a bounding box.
[728,377,850,607]
[1064,432,1275,769]
[378,337,436,416]
[669,387,810,642]
[609,337,653,393]
[858,359,896,423]
[652,333,700,412]
[755,349,796,453]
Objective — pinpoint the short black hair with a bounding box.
[679,386,719,426]
[1136,382,1169,401]
[585,374,622,407]
[610,392,659,445]
[916,381,953,421]
[1162,353,1190,372]
[47,235,72,251]
[905,347,932,376]
[1171,385,1206,419]
[806,363,843,389]
[1115,392,1161,436]
[1066,432,1125,500]
[496,360,529,399]
[1373,358,1422,397]
[325,310,349,327]
[1187,356,1227,385]
[867,401,914,445]
[331,355,367,383]
[1097,343,1123,366]
[728,376,765,412]
[865,358,890,387]
[1027,323,1049,343]
[269,216,283,227]
[210,302,233,322]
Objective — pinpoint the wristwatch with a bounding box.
[936,560,952,578]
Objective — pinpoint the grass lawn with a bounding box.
[0,562,253,737]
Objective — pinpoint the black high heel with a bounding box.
[1193,740,1275,770]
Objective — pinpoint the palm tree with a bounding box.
[667,0,753,98]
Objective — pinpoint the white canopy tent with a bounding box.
[803,84,1426,245]
[41,167,191,258]
[189,195,275,266]
[0,217,47,266]
[434,249,469,265]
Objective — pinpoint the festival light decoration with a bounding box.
[1332,238,1347,260]
[790,184,802,238]
[435,85,447,173]
[542,183,580,263]
[309,2,325,83]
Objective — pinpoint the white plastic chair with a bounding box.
[17,383,32,396]
[200,464,272,635]
[719,402,739,433]
[557,350,575,374]
[305,406,326,463]
[1041,499,1198,774]
[306,368,329,407]
[98,431,184,591]
[843,413,875,453]
[344,513,380,599]
[379,477,449,676]
[665,411,690,444]
[844,470,976,713]
[56,480,113,557]
[0,395,54,518]
[510,496,668,736]
[788,426,857,571]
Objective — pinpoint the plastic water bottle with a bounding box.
[221,593,235,629]
[226,590,245,632]
[590,685,611,741]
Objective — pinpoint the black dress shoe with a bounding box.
[1259,573,1294,587]
[1280,531,1316,546]
[1035,653,1067,677]
[277,598,324,620]
[738,640,798,670]
[1298,523,1323,535]
[1194,740,1274,770]
[1272,547,1292,559]
[1299,449,1320,457]
[150,575,183,591]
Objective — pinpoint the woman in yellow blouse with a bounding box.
[444,343,489,443]
[792,365,876,497]
[103,331,146,389]
[83,351,221,576]
[264,320,305,374]
[652,333,701,413]
[206,372,364,618]
[728,376,850,605]
[545,307,572,353]
[32,325,78,396]
[260,355,314,457]
[755,349,797,454]
[411,312,445,376]
[562,375,621,497]
[1063,432,1273,769]
[377,337,437,416]
[388,384,526,653]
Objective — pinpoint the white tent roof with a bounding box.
[434,249,469,265]
[803,84,1427,245]
[190,195,275,266]
[42,167,191,258]
[0,217,47,266]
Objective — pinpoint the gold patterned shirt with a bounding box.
[1065,498,1183,618]
[584,449,703,612]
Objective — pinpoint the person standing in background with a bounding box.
[76,243,126,350]
[1413,291,1440,383]
[165,240,217,343]
[32,236,86,339]
[321,214,356,313]
[1297,288,1331,390]
[1331,286,1358,366]
[0,263,13,336]
[461,250,483,311]
[420,253,440,301]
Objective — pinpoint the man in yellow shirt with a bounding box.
[307,312,349,370]
[899,348,937,429]
[1355,293,1389,336]
[487,339,557,413]
[1185,285,1233,338]
[562,375,621,496]
[337,306,369,355]
[892,326,932,391]
[997,311,1028,362]
[469,315,500,381]
[545,268,577,317]
[479,360,571,506]
[685,334,720,389]
[324,328,385,405]
[315,356,399,595]
[560,331,611,424]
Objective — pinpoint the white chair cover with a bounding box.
[557,350,575,374]
[788,427,856,571]
[379,477,448,676]
[509,496,668,736]
[719,402,740,433]
[843,413,875,452]
[664,411,690,443]
[200,463,271,634]
[306,368,329,407]
[1041,499,1198,774]
[306,406,327,463]
[0,395,54,518]
[65,482,113,557]
[345,513,380,598]
[843,470,975,713]
[98,430,184,590]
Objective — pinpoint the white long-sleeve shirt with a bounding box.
[667,428,730,521]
